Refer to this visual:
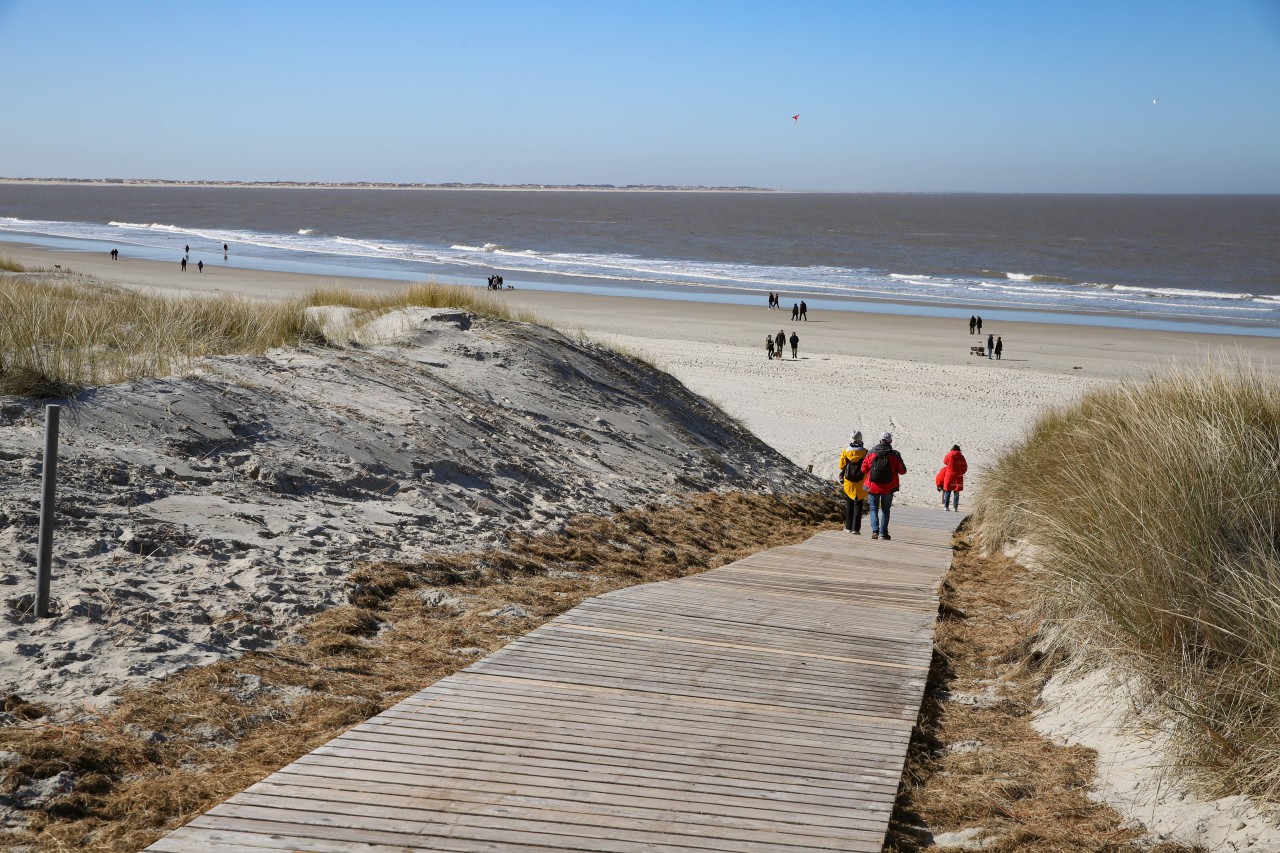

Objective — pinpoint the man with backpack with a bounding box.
[861,431,907,541]
[838,432,869,534]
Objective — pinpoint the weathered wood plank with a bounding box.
[146,513,964,852]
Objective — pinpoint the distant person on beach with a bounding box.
[976,316,983,334]
[995,337,1003,360]
[839,432,869,534]
[197,260,204,273]
[799,300,808,321]
[935,444,968,512]
[767,292,774,309]
[789,331,799,358]
[775,329,786,355]
[861,432,907,541]
[766,335,775,360]
[987,333,994,358]
[180,257,187,272]
[185,244,190,255]
[969,315,977,334]
[110,249,118,260]
[223,243,228,254]
[791,303,799,321]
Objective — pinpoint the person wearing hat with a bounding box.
[861,431,907,540]
[837,432,869,534]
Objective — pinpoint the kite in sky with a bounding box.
[1152,98,1160,105]
[792,114,800,124]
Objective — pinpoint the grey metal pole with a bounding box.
[35,404,60,619]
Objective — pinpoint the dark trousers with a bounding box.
[843,494,864,533]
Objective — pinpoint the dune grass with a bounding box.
[0,278,529,397]
[0,492,838,852]
[972,361,1280,802]
[0,255,27,272]
[304,281,537,324]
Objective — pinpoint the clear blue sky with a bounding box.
[2,0,1278,192]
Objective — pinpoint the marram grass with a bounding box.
[973,362,1280,802]
[0,278,527,397]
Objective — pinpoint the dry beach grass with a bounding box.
[886,529,1198,853]
[973,363,1280,804]
[0,491,839,852]
[0,274,528,397]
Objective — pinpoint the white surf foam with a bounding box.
[2,215,1277,326]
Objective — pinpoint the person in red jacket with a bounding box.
[935,444,968,512]
[861,431,907,541]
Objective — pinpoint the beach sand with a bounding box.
[6,242,1280,847]
[8,241,1277,509]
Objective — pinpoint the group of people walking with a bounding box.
[486,274,507,290]
[174,242,227,272]
[837,433,968,539]
[767,293,808,320]
[969,317,1004,358]
[766,329,800,359]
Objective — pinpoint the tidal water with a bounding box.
[2,185,1277,332]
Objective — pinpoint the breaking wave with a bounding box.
[1,215,1277,326]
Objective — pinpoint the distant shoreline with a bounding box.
[0,177,776,193]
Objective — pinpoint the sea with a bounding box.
[2,184,1278,336]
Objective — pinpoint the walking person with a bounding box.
[861,432,907,540]
[935,444,968,512]
[775,329,786,356]
[180,257,187,272]
[994,336,1003,360]
[799,300,808,321]
[197,260,204,273]
[969,315,976,334]
[986,333,994,358]
[791,303,799,321]
[766,334,775,360]
[838,432,869,534]
[789,331,799,359]
[976,316,983,334]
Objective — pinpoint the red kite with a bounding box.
[792,114,800,124]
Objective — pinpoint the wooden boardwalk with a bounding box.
[148,506,962,853]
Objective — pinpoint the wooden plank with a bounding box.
[147,509,963,852]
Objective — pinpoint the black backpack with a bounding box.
[868,450,896,485]
[841,453,864,483]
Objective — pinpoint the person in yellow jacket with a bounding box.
[838,431,869,534]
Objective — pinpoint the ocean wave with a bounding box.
[2,215,1277,325]
[450,242,512,253]
[1108,283,1256,301]
[1003,272,1077,284]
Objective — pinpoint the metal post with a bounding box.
[35,404,60,619]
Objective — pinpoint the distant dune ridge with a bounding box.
[0,305,817,706]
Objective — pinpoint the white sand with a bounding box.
[12,242,1276,509]
[1035,666,1280,851]
[5,244,1280,845]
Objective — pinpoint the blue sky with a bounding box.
[2,0,1278,192]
